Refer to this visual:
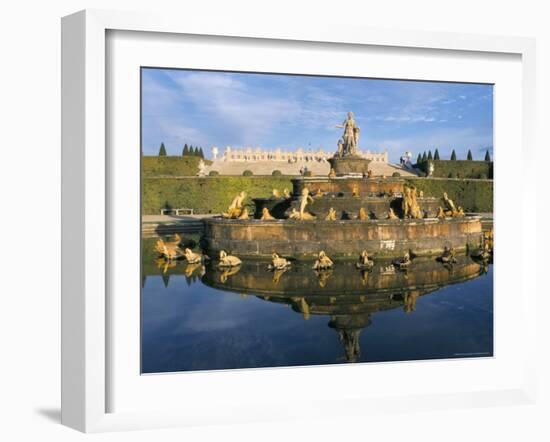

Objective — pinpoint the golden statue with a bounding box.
[403,186,422,219]
[260,207,276,220]
[328,168,336,178]
[237,208,249,220]
[409,186,422,219]
[402,187,411,218]
[288,208,300,220]
[299,188,314,218]
[455,206,465,217]
[267,252,291,270]
[183,247,208,264]
[436,207,446,218]
[283,188,292,199]
[387,208,398,219]
[358,207,369,220]
[312,250,334,270]
[154,234,183,260]
[367,169,373,179]
[222,191,247,218]
[288,207,315,220]
[325,207,337,221]
[313,188,324,198]
[418,190,424,198]
[442,192,457,214]
[352,184,359,197]
[335,111,360,156]
[218,250,242,268]
[392,251,412,269]
[300,211,316,220]
[356,249,374,269]
[272,189,280,199]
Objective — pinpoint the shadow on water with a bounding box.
[141,237,493,373]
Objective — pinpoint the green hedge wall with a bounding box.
[405,177,493,212]
[143,176,293,214]
[417,160,493,179]
[143,176,492,214]
[142,156,212,177]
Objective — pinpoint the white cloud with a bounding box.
[164,72,349,146]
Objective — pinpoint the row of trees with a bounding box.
[157,142,205,158]
[416,148,491,164]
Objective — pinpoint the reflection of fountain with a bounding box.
[201,255,485,363]
[329,315,372,363]
[203,112,483,260]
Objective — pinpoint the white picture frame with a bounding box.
[61,9,537,433]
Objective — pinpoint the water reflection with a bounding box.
[200,256,487,363]
[141,239,493,372]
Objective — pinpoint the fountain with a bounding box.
[202,112,483,260]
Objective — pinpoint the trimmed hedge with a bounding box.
[406,177,493,212]
[142,176,493,214]
[242,170,254,176]
[272,170,282,176]
[142,176,293,214]
[142,156,212,177]
[416,159,493,179]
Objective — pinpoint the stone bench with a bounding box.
[160,208,194,215]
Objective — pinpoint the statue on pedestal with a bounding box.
[335,112,360,157]
[222,191,246,218]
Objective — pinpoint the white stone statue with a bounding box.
[197,159,206,177]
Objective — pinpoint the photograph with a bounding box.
[140,68,494,374]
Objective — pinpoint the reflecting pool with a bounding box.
[141,239,493,374]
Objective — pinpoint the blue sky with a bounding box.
[141,68,493,163]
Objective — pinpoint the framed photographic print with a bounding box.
[61,9,537,432]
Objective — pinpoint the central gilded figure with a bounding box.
[336,111,360,157]
[328,111,370,176]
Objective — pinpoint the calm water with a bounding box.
[141,241,493,374]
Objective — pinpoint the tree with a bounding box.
[416,153,422,164]
[159,142,167,156]
[467,149,473,160]
[450,150,457,161]
[189,145,195,156]
[427,150,433,161]
[421,151,427,162]
[434,149,440,160]
[484,149,491,162]
[198,147,204,158]
[182,143,189,156]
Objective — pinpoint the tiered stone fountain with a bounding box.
[202,112,483,260]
